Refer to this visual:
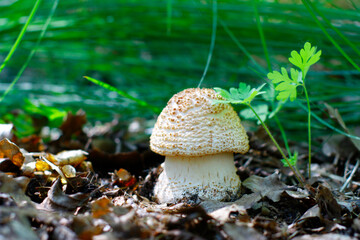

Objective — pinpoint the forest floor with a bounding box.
[0,110,359,240]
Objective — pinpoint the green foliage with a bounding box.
[214,83,266,105]
[0,0,359,141]
[84,76,160,114]
[240,104,268,124]
[2,113,36,138]
[267,42,321,102]
[289,42,322,78]
[267,42,322,178]
[23,99,67,128]
[281,151,298,167]
[0,99,67,138]
[214,81,305,186]
[0,0,42,76]
[268,68,301,101]
[214,42,322,183]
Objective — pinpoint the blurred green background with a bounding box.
[0,0,359,141]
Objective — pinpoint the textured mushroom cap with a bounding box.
[150,88,249,156]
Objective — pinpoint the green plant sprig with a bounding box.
[84,76,160,114]
[267,42,321,178]
[214,83,306,187]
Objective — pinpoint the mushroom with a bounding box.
[150,88,249,203]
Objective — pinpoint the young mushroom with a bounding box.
[150,88,249,203]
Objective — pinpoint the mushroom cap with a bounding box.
[150,88,249,156]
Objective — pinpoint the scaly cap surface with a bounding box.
[150,88,249,156]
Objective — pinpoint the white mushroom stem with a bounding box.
[154,152,241,203]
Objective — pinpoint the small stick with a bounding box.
[343,152,354,181]
[340,158,360,193]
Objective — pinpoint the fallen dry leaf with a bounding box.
[0,173,31,204]
[292,233,357,240]
[0,124,13,139]
[60,110,87,141]
[91,196,112,218]
[0,138,24,168]
[223,222,266,240]
[209,204,248,224]
[316,184,342,220]
[51,149,88,167]
[61,164,77,178]
[242,173,287,202]
[39,178,91,212]
[242,173,308,203]
[112,168,137,188]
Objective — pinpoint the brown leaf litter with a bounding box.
[0,113,360,239]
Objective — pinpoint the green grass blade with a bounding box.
[166,0,172,35]
[306,0,360,58]
[349,0,359,10]
[219,20,266,76]
[302,0,360,71]
[0,0,59,102]
[253,0,271,72]
[0,0,42,75]
[253,1,294,158]
[298,103,360,141]
[84,76,160,113]
[197,0,217,88]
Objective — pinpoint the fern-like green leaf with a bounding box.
[281,151,298,167]
[268,67,300,102]
[289,50,303,70]
[213,83,266,105]
[288,42,322,78]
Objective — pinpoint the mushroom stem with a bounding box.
[154,153,241,203]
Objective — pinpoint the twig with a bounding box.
[340,159,360,192]
[243,156,253,168]
[320,172,360,187]
[343,152,354,181]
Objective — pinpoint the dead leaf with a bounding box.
[321,135,357,160]
[52,225,78,240]
[324,102,360,151]
[0,138,24,167]
[242,173,305,202]
[209,204,248,224]
[0,158,20,173]
[116,168,131,181]
[17,135,45,152]
[112,168,137,188]
[61,165,76,178]
[0,173,31,205]
[53,150,88,167]
[161,229,207,240]
[242,174,286,202]
[70,215,103,239]
[299,204,321,221]
[200,200,232,213]
[316,184,342,220]
[0,218,39,240]
[292,233,357,240]
[35,160,52,171]
[39,178,90,211]
[235,193,263,209]
[91,196,112,218]
[223,223,266,240]
[60,110,87,141]
[0,124,13,139]
[0,192,17,207]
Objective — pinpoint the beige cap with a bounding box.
[150,88,249,156]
